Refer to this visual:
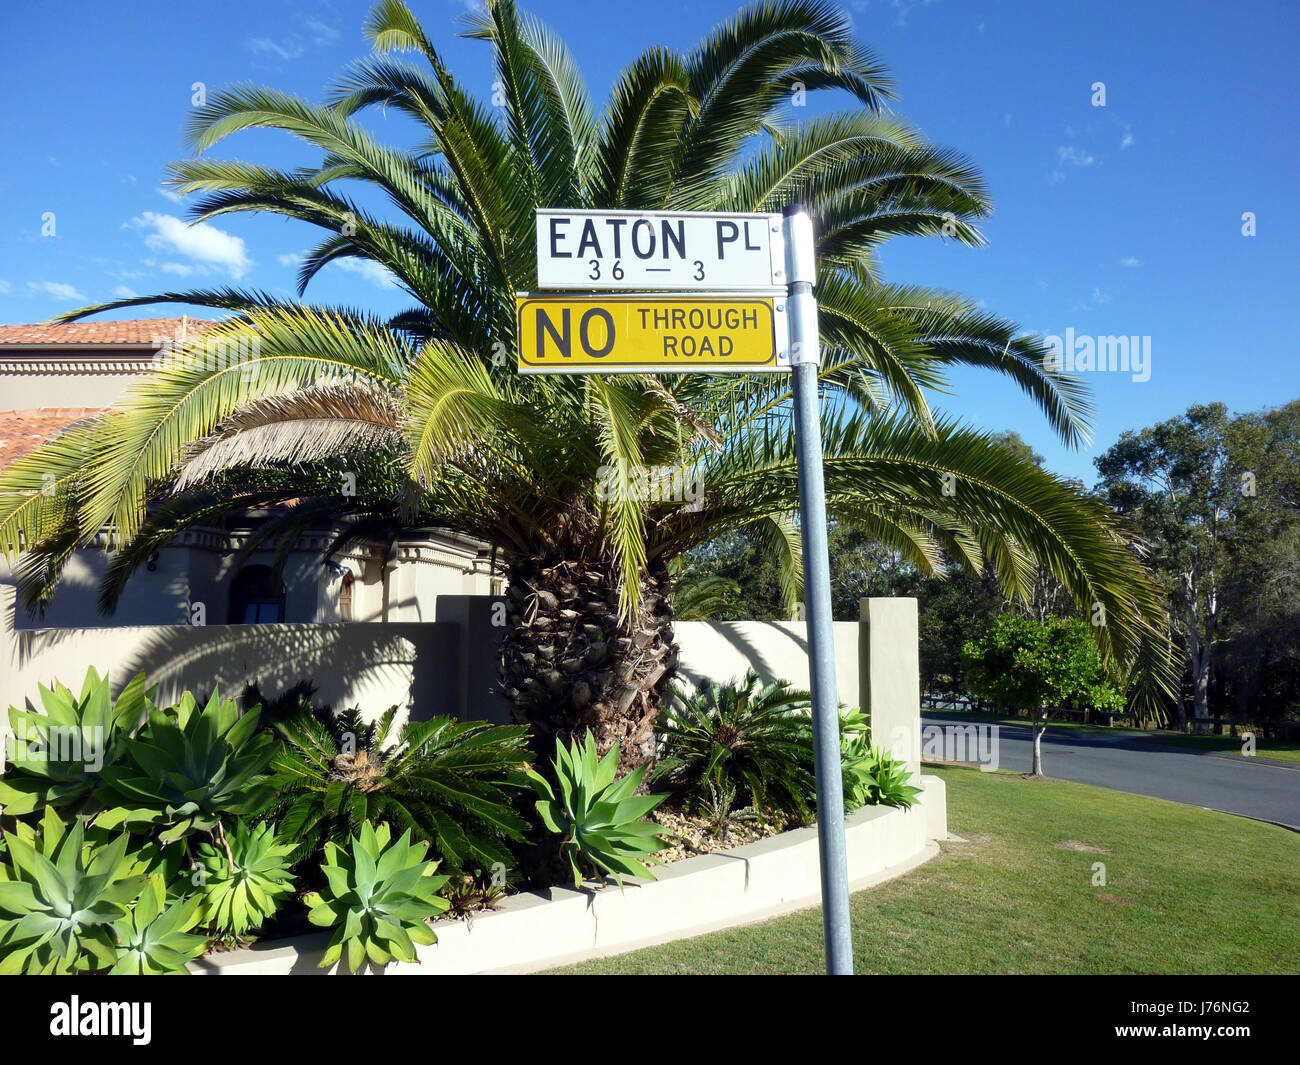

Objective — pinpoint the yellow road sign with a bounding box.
[515,293,789,374]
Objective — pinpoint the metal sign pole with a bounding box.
[783,203,853,975]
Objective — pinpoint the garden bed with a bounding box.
[187,775,945,975]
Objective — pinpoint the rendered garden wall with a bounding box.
[1,588,926,772]
[189,774,947,975]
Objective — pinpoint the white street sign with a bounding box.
[535,209,784,292]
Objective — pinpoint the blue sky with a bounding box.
[1,0,1296,485]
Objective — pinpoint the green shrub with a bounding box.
[0,808,147,974]
[0,669,151,816]
[270,706,531,875]
[96,688,276,842]
[194,820,296,937]
[108,874,207,975]
[651,671,815,819]
[528,734,668,887]
[840,728,921,810]
[962,613,1125,717]
[304,821,450,972]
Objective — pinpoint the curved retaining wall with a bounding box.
[189,774,946,975]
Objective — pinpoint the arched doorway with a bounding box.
[227,564,286,623]
[339,570,355,622]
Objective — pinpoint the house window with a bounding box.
[228,564,285,623]
[339,571,355,622]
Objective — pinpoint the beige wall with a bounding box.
[674,620,862,709]
[860,598,922,774]
[1,607,460,728]
[2,593,922,769]
[0,372,148,411]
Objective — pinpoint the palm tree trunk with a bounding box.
[498,555,677,775]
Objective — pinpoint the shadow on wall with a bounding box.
[12,623,460,724]
[674,621,810,689]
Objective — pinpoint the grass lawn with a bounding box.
[925,710,1300,764]
[550,766,1300,974]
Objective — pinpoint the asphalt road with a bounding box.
[921,713,1300,829]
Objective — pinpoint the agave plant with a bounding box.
[651,671,816,819]
[108,874,208,975]
[304,820,450,972]
[0,808,148,974]
[96,688,276,843]
[0,0,1176,778]
[0,669,152,816]
[694,775,763,841]
[840,732,921,811]
[528,733,669,887]
[270,705,532,875]
[193,820,296,937]
[441,872,508,921]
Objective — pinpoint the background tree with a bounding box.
[1096,400,1300,730]
[962,614,1125,775]
[673,529,790,621]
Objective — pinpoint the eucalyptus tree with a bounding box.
[0,0,1172,770]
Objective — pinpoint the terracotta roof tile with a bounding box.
[0,407,104,470]
[0,318,220,347]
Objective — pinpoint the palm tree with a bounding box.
[0,0,1173,772]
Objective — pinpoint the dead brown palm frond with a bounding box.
[175,381,406,489]
[643,376,723,452]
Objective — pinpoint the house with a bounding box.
[0,318,498,631]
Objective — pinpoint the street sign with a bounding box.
[521,204,852,974]
[535,209,784,292]
[516,292,789,374]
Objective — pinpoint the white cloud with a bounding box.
[0,279,10,294]
[1057,145,1096,167]
[28,281,85,301]
[331,258,398,289]
[247,12,340,61]
[303,18,339,45]
[248,37,304,61]
[890,0,938,27]
[1121,125,1134,149]
[1120,256,1141,268]
[157,186,184,204]
[1092,287,1112,304]
[113,285,137,298]
[1051,144,1097,184]
[128,212,251,279]
[276,250,395,289]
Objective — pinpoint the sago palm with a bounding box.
[0,0,1173,773]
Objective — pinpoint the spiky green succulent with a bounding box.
[96,688,276,842]
[304,821,450,972]
[528,733,668,888]
[0,668,152,816]
[108,874,208,975]
[194,820,296,937]
[0,808,147,974]
[840,727,921,811]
